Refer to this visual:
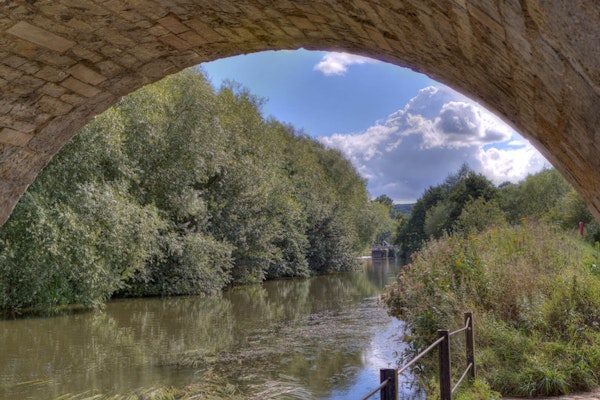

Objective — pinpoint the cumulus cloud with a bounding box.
[318,85,550,203]
[477,142,549,185]
[313,52,378,76]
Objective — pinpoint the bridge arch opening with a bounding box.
[1,1,599,225]
[200,49,550,204]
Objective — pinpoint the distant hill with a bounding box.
[394,203,414,217]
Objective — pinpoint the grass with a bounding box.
[383,219,600,397]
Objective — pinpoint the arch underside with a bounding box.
[1,0,599,224]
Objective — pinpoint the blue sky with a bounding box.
[203,50,549,203]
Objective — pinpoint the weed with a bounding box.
[383,220,600,397]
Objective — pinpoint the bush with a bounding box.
[383,220,600,397]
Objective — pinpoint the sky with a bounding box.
[202,50,550,204]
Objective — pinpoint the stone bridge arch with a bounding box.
[1,1,599,224]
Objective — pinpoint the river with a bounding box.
[0,258,422,399]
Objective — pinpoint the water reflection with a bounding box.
[0,258,410,399]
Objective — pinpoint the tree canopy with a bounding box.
[395,164,598,255]
[0,69,382,313]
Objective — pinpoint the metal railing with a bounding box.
[362,312,475,400]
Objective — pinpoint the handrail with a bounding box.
[449,316,470,337]
[361,311,475,400]
[397,336,445,375]
[360,378,391,400]
[452,363,473,394]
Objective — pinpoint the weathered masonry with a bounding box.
[1,1,599,224]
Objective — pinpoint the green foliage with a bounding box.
[0,68,377,312]
[397,165,597,256]
[396,164,497,254]
[368,201,396,245]
[383,220,600,397]
[453,378,501,400]
[394,203,414,216]
[498,168,572,224]
[124,232,234,297]
[0,183,163,312]
[453,197,506,235]
[374,194,396,218]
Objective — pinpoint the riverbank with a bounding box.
[1,259,414,400]
[383,220,600,398]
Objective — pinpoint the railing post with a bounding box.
[380,368,398,400]
[438,329,452,400]
[465,312,476,379]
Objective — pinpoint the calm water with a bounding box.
[0,258,420,399]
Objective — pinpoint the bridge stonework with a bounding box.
[1,1,599,224]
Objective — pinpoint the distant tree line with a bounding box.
[0,69,387,313]
[393,164,598,256]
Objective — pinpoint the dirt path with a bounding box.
[503,388,600,399]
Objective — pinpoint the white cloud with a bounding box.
[477,146,549,185]
[318,85,551,203]
[313,52,378,76]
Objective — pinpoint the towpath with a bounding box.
[503,388,600,399]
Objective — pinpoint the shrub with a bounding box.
[383,220,600,397]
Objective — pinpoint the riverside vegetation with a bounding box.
[0,68,393,314]
[384,166,600,398]
[2,66,599,399]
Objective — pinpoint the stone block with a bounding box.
[11,38,38,57]
[6,82,35,96]
[67,63,107,85]
[129,42,166,63]
[10,103,38,119]
[61,0,111,16]
[0,127,33,147]
[288,16,317,31]
[148,24,171,37]
[119,11,146,23]
[60,93,87,107]
[179,30,208,47]
[280,25,304,38]
[19,75,45,89]
[159,34,193,51]
[99,74,148,97]
[0,147,49,184]
[66,18,95,33]
[7,21,75,53]
[35,52,76,68]
[0,64,23,81]
[139,59,176,79]
[70,45,104,63]
[60,77,102,98]
[95,60,124,77]
[185,18,224,42]
[12,119,37,134]
[0,99,14,114]
[365,26,393,51]
[159,14,189,34]
[237,4,266,21]
[36,95,74,115]
[128,0,169,20]
[35,66,69,83]
[98,28,136,47]
[2,55,27,68]
[17,61,41,75]
[100,45,125,59]
[27,112,87,155]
